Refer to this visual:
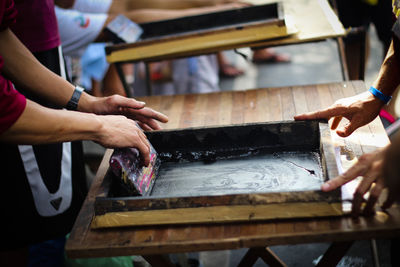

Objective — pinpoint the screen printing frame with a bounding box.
[92,121,342,229]
[105,2,291,64]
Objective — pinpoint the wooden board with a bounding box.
[106,2,290,63]
[66,81,398,259]
[92,121,342,228]
[105,0,344,63]
[138,2,284,40]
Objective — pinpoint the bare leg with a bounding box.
[252,48,290,64]
[102,64,127,97]
[217,51,244,78]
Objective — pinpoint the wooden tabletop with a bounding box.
[66,81,400,259]
[106,0,345,63]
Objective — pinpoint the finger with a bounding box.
[294,107,343,121]
[135,108,169,123]
[112,95,146,109]
[351,190,365,217]
[140,131,151,153]
[356,175,377,196]
[382,192,396,210]
[134,135,150,166]
[321,162,366,192]
[138,122,154,132]
[294,111,325,121]
[330,116,342,130]
[140,117,163,130]
[363,182,384,216]
[336,121,359,137]
[137,129,150,147]
[351,172,380,216]
[122,107,169,125]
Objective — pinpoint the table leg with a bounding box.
[145,62,153,96]
[315,241,353,267]
[238,247,286,267]
[142,254,175,267]
[370,239,381,267]
[335,37,350,81]
[115,63,132,98]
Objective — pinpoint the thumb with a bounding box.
[336,121,358,137]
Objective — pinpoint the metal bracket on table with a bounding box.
[115,62,132,98]
[115,62,153,98]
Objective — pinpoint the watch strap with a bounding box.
[368,86,392,105]
[66,85,84,110]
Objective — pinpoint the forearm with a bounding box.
[0,100,101,144]
[372,40,400,96]
[122,5,239,23]
[0,28,95,111]
[0,29,73,107]
[54,0,75,9]
[111,0,233,12]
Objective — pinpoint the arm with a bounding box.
[294,40,400,137]
[372,39,400,97]
[116,0,240,11]
[1,28,168,129]
[54,0,240,12]
[0,99,151,164]
[294,39,400,216]
[0,28,75,108]
[115,6,242,23]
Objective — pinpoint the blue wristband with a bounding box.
[368,86,392,105]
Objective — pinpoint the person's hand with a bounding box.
[81,94,168,131]
[382,133,400,210]
[294,91,384,137]
[321,146,389,216]
[95,114,151,166]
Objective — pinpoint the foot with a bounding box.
[219,64,245,78]
[252,48,290,64]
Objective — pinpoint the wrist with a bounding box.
[77,92,97,113]
[368,86,392,105]
[74,113,103,141]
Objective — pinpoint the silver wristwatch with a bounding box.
[66,85,84,111]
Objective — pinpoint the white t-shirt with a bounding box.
[72,0,112,14]
[55,6,108,57]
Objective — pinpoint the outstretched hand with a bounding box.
[84,94,168,130]
[321,146,389,216]
[294,91,384,137]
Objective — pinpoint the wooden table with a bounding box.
[107,0,344,64]
[66,81,400,266]
[107,0,347,96]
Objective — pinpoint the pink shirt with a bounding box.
[0,0,26,134]
[10,0,60,52]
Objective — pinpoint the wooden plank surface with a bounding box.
[66,81,399,259]
[107,20,290,63]
[106,0,344,63]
